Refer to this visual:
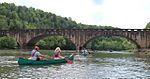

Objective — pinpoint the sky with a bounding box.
[0,0,150,29]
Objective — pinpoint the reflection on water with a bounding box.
[0,51,150,78]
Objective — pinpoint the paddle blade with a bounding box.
[67,60,73,64]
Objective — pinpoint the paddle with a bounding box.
[66,60,73,64]
[64,54,74,64]
[63,57,73,64]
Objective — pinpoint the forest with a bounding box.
[0,3,138,51]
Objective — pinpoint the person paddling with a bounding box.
[31,45,45,61]
[54,47,64,59]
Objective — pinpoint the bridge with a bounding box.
[0,29,150,51]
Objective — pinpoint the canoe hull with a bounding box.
[18,55,74,65]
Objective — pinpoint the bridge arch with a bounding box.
[26,34,76,49]
[83,35,140,50]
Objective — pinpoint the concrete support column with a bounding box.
[19,43,28,50]
[75,45,80,53]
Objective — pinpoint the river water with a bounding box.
[0,51,150,79]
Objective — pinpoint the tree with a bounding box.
[0,36,18,49]
[0,15,8,30]
[145,22,150,29]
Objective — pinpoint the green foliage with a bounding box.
[90,36,137,51]
[0,3,137,50]
[145,22,150,29]
[0,15,9,30]
[37,36,137,51]
[37,36,73,50]
[0,3,115,29]
[0,36,18,49]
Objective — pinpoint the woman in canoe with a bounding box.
[54,47,64,59]
[31,45,45,61]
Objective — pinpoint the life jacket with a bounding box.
[31,49,40,61]
[31,49,36,57]
[54,50,58,57]
[58,51,61,57]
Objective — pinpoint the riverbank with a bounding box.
[0,50,20,56]
[0,49,76,56]
[0,49,150,58]
[136,51,150,58]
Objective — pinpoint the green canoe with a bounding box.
[18,55,74,65]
